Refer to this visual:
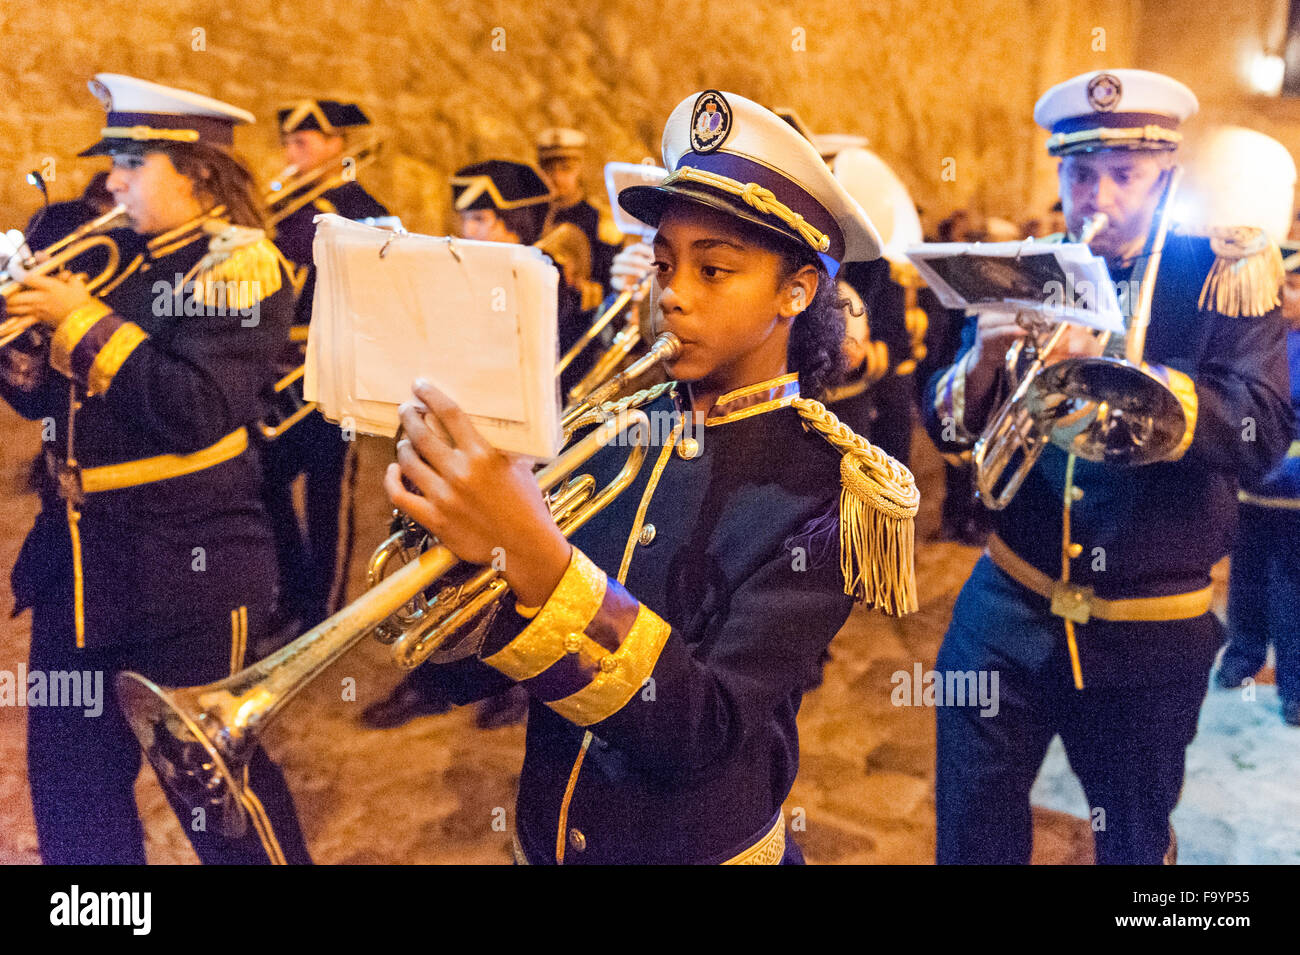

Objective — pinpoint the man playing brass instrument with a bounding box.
[262,100,393,638]
[924,69,1293,864]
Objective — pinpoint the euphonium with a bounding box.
[117,334,681,837]
[972,166,1187,508]
[970,212,1110,508]
[0,204,129,351]
[1024,168,1189,465]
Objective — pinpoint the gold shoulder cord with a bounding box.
[792,397,920,616]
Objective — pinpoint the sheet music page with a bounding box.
[905,239,1125,334]
[306,215,562,458]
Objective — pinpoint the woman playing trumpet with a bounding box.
[2,74,310,865]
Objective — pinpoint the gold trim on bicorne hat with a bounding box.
[277,100,371,136]
[451,161,553,212]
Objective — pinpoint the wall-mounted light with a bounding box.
[1248,52,1286,95]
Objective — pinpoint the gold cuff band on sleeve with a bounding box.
[547,603,672,726]
[483,549,607,681]
[1156,365,1198,462]
[49,301,113,378]
[86,322,149,395]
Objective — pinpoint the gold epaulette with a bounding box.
[1199,226,1284,318]
[792,397,919,616]
[186,222,285,311]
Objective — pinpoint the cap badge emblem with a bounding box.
[1086,73,1123,112]
[690,90,732,154]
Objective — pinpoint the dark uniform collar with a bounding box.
[690,372,801,426]
[146,206,228,258]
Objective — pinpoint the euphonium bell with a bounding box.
[972,167,1187,508]
[1025,168,1188,465]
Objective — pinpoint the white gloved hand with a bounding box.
[609,242,655,302]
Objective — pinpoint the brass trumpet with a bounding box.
[0,204,129,350]
[262,135,383,228]
[117,334,682,837]
[561,329,680,435]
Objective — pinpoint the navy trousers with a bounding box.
[260,411,351,629]
[26,602,312,865]
[1224,503,1300,705]
[935,556,1219,864]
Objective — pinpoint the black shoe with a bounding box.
[475,686,529,729]
[1214,660,1262,689]
[360,683,452,729]
[1283,700,1300,727]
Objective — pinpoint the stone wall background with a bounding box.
[1,0,1144,239]
[1,0,1296,241]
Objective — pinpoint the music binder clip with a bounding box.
[378,224,410,259]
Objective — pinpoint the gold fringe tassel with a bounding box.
[793,398,920,616]
[1198,231,1284,318]
[188,233,284,312]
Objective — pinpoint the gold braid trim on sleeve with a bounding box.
[793,397,920,616]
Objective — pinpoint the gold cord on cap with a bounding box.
[665,166,832,254]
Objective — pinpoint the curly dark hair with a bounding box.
[776,249,847,399]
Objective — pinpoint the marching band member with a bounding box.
[1219,246,1300,726]
[384,91,918,864]
[262,100,392,635]
[536,126,623,304]
[1,74,310,864]
[923,69,1293,864]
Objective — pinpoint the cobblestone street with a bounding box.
[0,408,1293,864]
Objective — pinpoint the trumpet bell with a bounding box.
[116,672,252,838]
[1027,357,1188,464]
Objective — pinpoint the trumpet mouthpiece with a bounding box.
[652,332,682,361]
[1077,213,1110,245]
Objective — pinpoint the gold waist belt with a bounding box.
[71,427,249,495]
[986,533,1213,624]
